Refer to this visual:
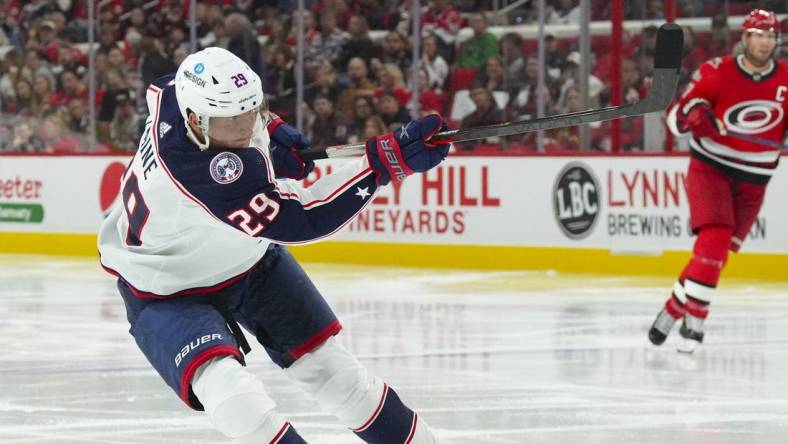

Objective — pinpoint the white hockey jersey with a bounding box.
[98,75,378,297]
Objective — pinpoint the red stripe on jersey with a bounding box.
[269,422,291,444]
[404,413,419,444]
[100,256,261,299]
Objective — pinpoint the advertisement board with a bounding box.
[1,154,787,267]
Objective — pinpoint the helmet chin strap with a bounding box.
[185,114,211,150]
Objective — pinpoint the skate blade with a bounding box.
[677,338,700,354]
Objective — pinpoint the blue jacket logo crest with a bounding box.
[210,152,243,184]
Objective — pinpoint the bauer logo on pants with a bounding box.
[553,162,600,239]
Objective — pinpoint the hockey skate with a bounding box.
[677,314,704,353]
[648,307,680,346]
[648,295,684,346]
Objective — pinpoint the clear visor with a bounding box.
[207,106,263,149]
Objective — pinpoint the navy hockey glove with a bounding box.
[366,114,451,186]
[268,113,315,180]
[680,101,720,139]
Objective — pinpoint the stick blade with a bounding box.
[655,23,684,70]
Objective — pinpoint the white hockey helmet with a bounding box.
[174,47,264,150]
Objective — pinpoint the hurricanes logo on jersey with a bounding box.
[723,100,784,134]
[210,152,244,184]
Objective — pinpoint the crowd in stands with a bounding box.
[0,0,785,154]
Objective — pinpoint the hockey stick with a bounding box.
[725,130,788,151]
[299,22,683,161]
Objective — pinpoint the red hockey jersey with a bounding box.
[669,55,788,184]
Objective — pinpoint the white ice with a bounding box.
[2,254,788,443]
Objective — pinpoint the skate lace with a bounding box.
[654,309,677,334]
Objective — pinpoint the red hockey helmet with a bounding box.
[742,9,779,36]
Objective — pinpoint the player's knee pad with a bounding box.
[284,336,385,427]
[192,356,283,439]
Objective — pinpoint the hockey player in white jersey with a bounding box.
[98,47,449,443]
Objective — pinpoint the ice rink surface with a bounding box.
[2,254,788,444]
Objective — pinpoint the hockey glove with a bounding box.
[268,114,315,180]
[681,102,721,139]
[366,114,451,186]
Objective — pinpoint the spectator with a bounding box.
[457,13,498,69]
[98,23,120,54]
[262,16,289,55]
[379,31,411,76]
[11,122,47,152]
[416,67,447,115]
[547,0,581,24]
[422,33,448,89]
[421,0,462,61]
[354,0,388,30]
[373,63,410,107]
[50,70,87,108]
[225,13,265,79]
[338,15,375,69]
[288,9,319,47]
[54,42,86,77]
[97,69,131,142]
[556,51,603,109]
[32,74,55,115]
[500,33,525,86]
[42,113,81,153]
[621,59,645,103]
[306,10,349,71]
[511,83,555,121]
[22,50,55,88]
[109,96,143,152]
[202,7,229,48]
[679,26,707,88]
[346,95,375,143]
[709,14,732,57]
[266,44,297,115]
[376,90,410,130]
[0,123,13,151]
[478,56,507,92]
[140,36,177,88]
[644,0,664,20]
[308,94,350,146]
[35,20,60,64]
[66,96,89,134]
[304,63,342,110]
[544,34,567,79]
[107,47,128,71]
[459,86,505,150]
[363,115,387,139]
[11,78,34,115]
[336,57,375,116]
[0,53,19,105]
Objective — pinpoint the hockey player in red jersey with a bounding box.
[649,10,787,353]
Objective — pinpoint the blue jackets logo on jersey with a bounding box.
[210,152,244,184]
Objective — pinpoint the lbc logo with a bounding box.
[553,162,600,239]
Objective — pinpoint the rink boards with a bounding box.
[1,153,786,279]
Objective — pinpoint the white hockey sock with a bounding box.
[192,356,289,442]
